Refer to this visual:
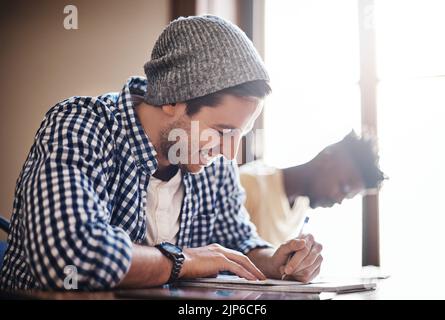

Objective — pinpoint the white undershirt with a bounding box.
[146,169,184,246]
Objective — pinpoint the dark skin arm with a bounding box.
[282,164,309,207]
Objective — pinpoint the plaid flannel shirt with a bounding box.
[0,76,271,290]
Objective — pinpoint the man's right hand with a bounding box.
[179,243,266,281]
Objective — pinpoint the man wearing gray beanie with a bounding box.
[1,15,323,291]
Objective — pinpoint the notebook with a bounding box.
[177,274,377,294]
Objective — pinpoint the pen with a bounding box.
[281,215,310,280]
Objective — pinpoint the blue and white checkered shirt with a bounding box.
[0,76,271,291]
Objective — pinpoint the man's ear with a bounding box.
[161,103,187,117]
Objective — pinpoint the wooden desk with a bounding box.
[2,285,333,300]
[5,275,442,300]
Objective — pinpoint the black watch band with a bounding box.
[155,242,185,283]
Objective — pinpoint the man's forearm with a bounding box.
[247,247,280,279]
[282,165,307,207]
[117,243,173,288]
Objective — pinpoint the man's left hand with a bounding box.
[271,234,323,283]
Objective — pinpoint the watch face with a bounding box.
[162,242,182,254]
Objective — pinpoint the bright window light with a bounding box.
[264,0,445,286]
[263,0,362,276]
[376,0,445,285]
[375,0,445,79]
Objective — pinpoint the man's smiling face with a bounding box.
[159,94,263,174]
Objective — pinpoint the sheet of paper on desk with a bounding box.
[177,275,377,293]
[181,274,304,286]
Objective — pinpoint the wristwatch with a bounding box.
[155,242,185,283]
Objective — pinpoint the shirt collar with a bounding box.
[117,76,158,176]
[149,167,183,188]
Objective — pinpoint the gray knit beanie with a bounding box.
[143,15,270,105]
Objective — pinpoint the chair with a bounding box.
[0,215,11,269]
[0,215,10,234]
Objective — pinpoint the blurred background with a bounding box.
[1,0,445,297]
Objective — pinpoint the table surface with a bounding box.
[0,280,381,300]
[3,273,445,300]
[2,286,338,300]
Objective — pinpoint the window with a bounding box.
[376,0,445,278]
[263,0,445,280]
[263,0,362,276]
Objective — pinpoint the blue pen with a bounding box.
[298,216,310,237]
[281,216,310,280]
